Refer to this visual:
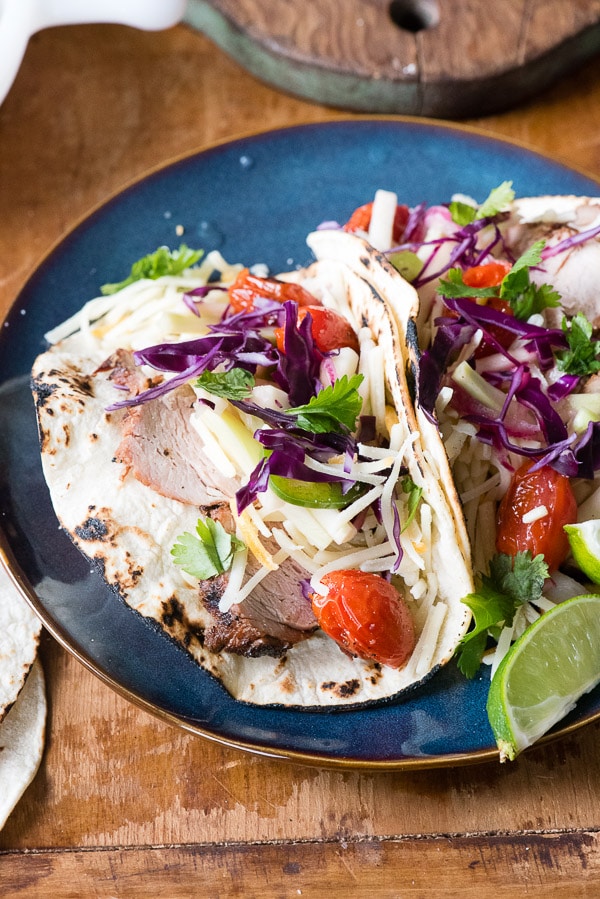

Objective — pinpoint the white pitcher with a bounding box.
[0,0,187,106]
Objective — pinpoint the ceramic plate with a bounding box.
[2,120,599,769]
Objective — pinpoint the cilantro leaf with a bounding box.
[489,551,548,605]
[437,268,498,300]
[456,552,549,678]
[195,368,255,400]
[477,181,515,219]
[438,241,561,321]
[101,244,203,295]
[290,374,364,434]
[400,475,423,532]
[555,312,600,376]
[171,517,245,580]
[499,240,561,320]
[449,181,515,226]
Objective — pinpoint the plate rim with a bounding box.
[3,115,600,770]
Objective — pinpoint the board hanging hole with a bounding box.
[388,0,439,33]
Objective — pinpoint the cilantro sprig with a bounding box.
[449,181,515,226]
[171,516,245,580]
[555,312,600,377]
[288,374,364,434]
[438,240,561,320]
[456,552,549,678]
[101,244,203,295]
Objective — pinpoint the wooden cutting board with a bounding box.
[185,0,600,117]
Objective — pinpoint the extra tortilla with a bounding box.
[31,234,473,708]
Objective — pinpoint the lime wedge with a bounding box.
[564,520,600,584]
[486,594,600,761]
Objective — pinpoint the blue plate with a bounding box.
[2,120,600,768]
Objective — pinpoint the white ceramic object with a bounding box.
[0,0,187,106]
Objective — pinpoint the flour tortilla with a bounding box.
[0,659,46,830]
[0,561,42,722]
[31,236,473,708]
[0,562,45,829]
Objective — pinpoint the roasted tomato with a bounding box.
[311,570,415,669]
[462,262,515,358]
[344,202,410,244]
[496,462,577,571]
[228,268,319,314]
[463,261,511,289]
[275,305,360,354]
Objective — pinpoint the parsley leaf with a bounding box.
[449,181,515,226]
[195,368,255,400]
[437,268,498,300]
[477,181,515,219]
[290,374,364,434]
[438,240,561,321]
[101,244,203,295]
[555,312,600,376]
[456,552,549,678]
[499,240,561,319]
[171,517,245,580]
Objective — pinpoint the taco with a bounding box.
[354,186,600,681]
[31,233,473,708]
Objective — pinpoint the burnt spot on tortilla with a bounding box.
[75,517,109,541]
[321,678,361,698]
[31,377,58,407]
[278,675,297,695]
[161,596,185,627]
[369,663,384,685]
[62,424,70,446]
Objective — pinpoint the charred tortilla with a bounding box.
[31,234,473,708]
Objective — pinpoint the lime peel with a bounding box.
[486,593,600,761]
[565,520,600,584]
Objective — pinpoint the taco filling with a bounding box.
[338,185,600,685]
[31,233,472,708]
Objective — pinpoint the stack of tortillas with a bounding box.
[0,559,46,829]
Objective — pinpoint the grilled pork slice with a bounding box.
[104,350,238,505]
[198,503,318,657]
[200,554,318,657]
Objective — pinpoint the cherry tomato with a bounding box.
[496,462,577,571]
[461,262,515,359]
[344,202,410,244]
[311,570,415,669]
[228,268,319,314]
[275,305,360,354]
[463,261,511,288]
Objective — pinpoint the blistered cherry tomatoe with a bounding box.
[228,268,319,314]
[275,305,360,354]
[496,462,577,571]
[311,570,415,669]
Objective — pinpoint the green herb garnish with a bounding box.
[456,552,549,679]
[171,516,245,580]
[289,374,364,434]
[555,312,600,377]
[101,244,203,295]
[449,181,515,226]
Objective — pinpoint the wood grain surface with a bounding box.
[1,20,600,898]
[185,0,600,115]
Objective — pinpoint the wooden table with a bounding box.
[1,22,600,898]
